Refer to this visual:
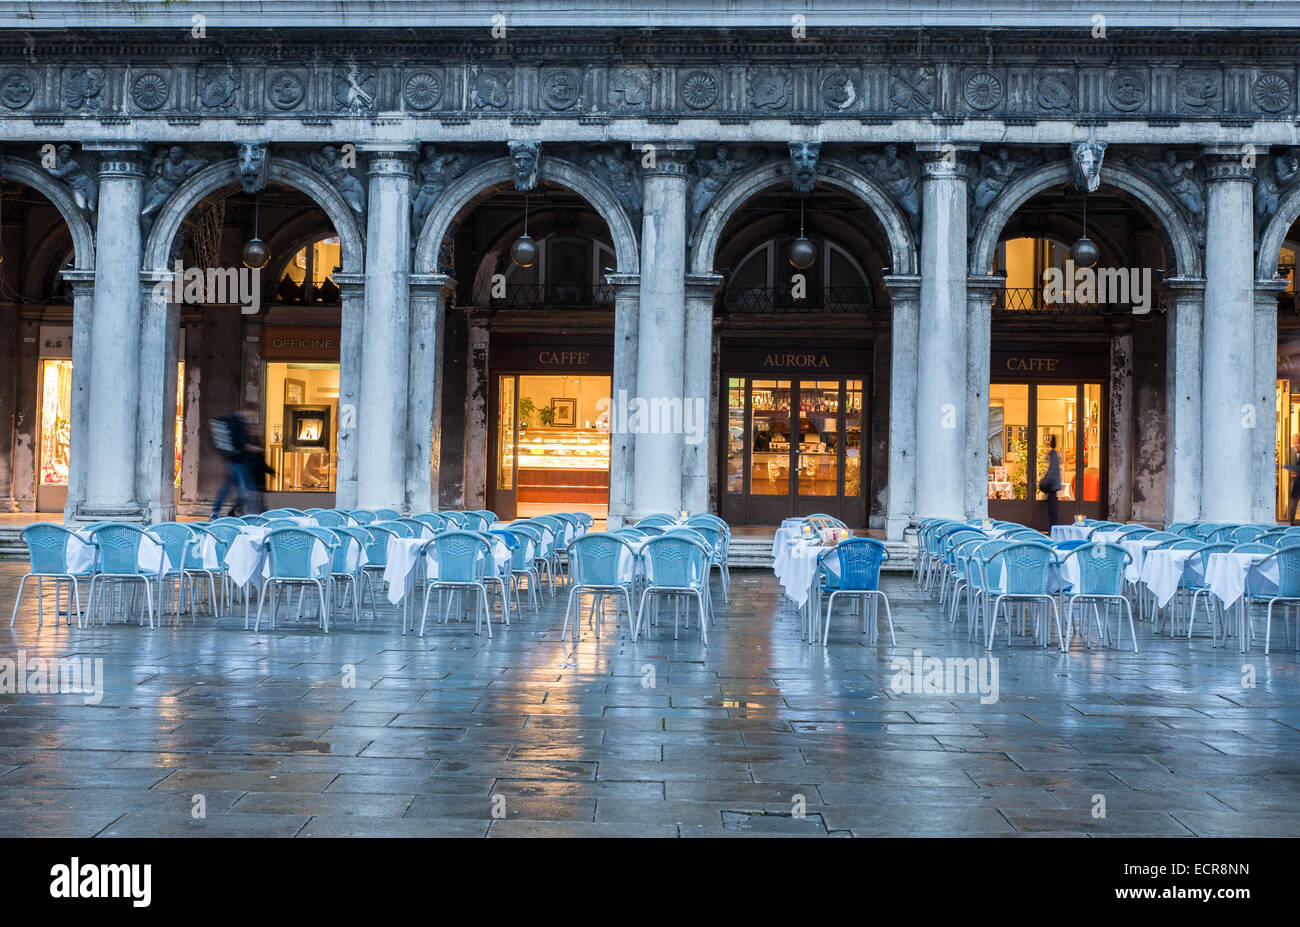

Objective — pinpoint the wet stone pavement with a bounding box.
[1,563,1298,838]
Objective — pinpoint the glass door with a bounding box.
[989,381,1104,528]
[494,374,518,520]
[721,376,866,525]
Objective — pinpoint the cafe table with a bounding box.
[1049,524,1093,543]
[1204,551,1279,652]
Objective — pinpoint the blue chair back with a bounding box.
[373,519,416,538]
[985,542,1056,596]
[88,523,157,575]
[427,530,492,584]
[642,535,709,588]
[374,508,401,520]
[507,523,542,563]
[313,510,348,527]
[361,525,397,565]
[350,510,378,524]
[635,513,676,528]
[1274,547,1300,598]
[569,533,632,587]
[1062,543,1130,596]
[148,523,192,574]
[413,513,447,532]
[21,523,78,574]
[241,515,269,526]
[264,527,325,579]
[834,537,888,591]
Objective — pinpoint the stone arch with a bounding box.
[0,156,95,270]
[142,157,364,274]
[970,159,1202,279]
[1257,183,1300,281]
[413,156,640,275]
[690,157,918,278]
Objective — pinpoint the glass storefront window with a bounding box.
[988,383,1029,500]
[38,359,72,486]
[264,362,340,492]
[276,237,341,304]
[497,375,515,492]
[845,380,862,498]
[727,378,745,494]
[510,374,610,519]
[1035,385,1078,501]
[1082,383,1102,502]
[797,380,841,496]
[750,379,790,496]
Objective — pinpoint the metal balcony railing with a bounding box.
[722,286,876,314]
[992,286,1147,314]
[485,282,615,309]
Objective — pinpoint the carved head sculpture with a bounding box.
[237,143,268,194]
[56,143,73,164]
[883,144,899,162]
[714,144,730,163]
[1070,141,1107,193]
[508,141,540,191]
[167,145,185,164]
[788,141,821,194]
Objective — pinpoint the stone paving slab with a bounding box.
[1,562,1299,837]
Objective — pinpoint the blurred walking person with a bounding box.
[1039,434,1062,528]
[210,411,255,517]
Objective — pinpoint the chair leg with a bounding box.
[561,586,579,645]
[9,574,29,628]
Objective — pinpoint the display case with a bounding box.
[512,428,610,502]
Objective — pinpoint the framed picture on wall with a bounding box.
[284,379,305,405]
[551,398,577,427]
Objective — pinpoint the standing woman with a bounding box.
[1040,435,1062,527]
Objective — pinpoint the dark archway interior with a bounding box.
[0,179,75,304]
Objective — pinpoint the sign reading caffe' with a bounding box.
[992,343,1107,380]
[490,335,614,372]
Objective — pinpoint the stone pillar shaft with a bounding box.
[1254,281,1287,523]
[630,147,691,519]
[606,274,640,529]
[883,275,920,540]
[914,150,970,520]
[964,278,998,520]
[80,146,148,515]
[356,148,415,511]
[407,275,453,515]
[682,274,722,515]
[1165,278,1205,524]
[1200,153,1256,522]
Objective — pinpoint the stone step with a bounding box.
[727,535,917,572]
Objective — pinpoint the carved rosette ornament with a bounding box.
[680,70,719,110]
[403,72,443,111]
[1254,73,1293,113]
[963,71,1003,111]
[131,72,170,110]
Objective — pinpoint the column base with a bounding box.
[885,515,911,542]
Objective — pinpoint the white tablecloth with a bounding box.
[383,536,512,605]
[1050,524,1093,543]
[1120,537,1162,582]
[1204,551,1278,609]
[774,539,826,608]
[72,529,171,574]
[1139,547,1202,608]
[224,527,328,588]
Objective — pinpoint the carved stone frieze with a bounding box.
[410,145,474,237]
[856,144,920,235]
[968,146,1043,236]
[687,144,766,245]
[141,145,208,236]
[44,144,99,217]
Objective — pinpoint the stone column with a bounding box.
[76,144,148,519]
[964,276,1000,520]
[59,269,94,522]
[0,303,17,512]
[1200,150,1257,523]
[883,274,921,540]
[1254,279,1288,523]
[606,273,640,529]
[1108,330,1135,523]
[1165,277,1205,524]
[629,143,692,521]
[913,145,973,521]
[136,269,180,523]
[407,274,454,514]
[356,146,415,511]
[463,319,490,510]
[682,273,722,515]
[333,272,365,510]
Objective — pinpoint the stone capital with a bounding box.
[916,142,977,180]
[605,272,641,293]
[882,273,922,300]
[685,272,724,300]
[82,141,150,178]
[634,142,694,177]
[361,144,418,177]
[409,272,456,298]
[1202,146,1259,184]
